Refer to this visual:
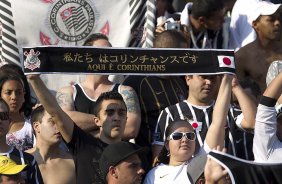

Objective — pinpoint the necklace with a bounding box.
[190,29,208,49]
[189,26,219,49]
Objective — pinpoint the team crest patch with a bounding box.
[49,0,96,42]
[24,49,41,71]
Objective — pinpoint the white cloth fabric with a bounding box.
[144,143,210,184]
[6,118,35,151]
[229,0,265,51]
[266,60,282,86]
[144,163,192,184]
[253,104,282,163]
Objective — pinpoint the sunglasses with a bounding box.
[167,132,196,141]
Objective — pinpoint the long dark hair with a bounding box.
[0,64,36,117]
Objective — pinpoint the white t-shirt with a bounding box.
[144,144,210,184]
[6,118,35,151]
[144,162,192,184]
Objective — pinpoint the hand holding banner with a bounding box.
[23,46,236,75]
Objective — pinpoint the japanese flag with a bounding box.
[217,56,235,69]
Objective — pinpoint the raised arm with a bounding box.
[253,72,282,162]
[232,77,256,131]
[263,72,282,99]
[205,74,233,149]
[27,75,74,142]
[119,85,141,140]
[56,87,99,132]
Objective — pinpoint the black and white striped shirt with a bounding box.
[153,100,241,156]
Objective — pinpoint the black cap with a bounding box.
[99,141,148,181]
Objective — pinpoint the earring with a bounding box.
[167,151,170,157]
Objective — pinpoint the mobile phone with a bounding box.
[165,22,180,31]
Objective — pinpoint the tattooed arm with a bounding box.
[119,85,141,140]
[56,86,99,132]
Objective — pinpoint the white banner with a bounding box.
[8,0,147,91]
[11,0,141,47]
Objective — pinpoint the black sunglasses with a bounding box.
[167,132,196,141]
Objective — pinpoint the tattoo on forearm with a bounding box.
[56,92,74,109]
[120,89,140,113]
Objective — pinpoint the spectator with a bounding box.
[0,156,27,184]
[153,75,256,160]
[28,74,129,184]
[99,141,147,184]
[57,33,141,140]
[235,1,282,92]
[144,74,233,184]
[180,0,226,48]
[123,30,189,166]
[0,98,43,183]
[253,72,282,162]
[232,79,261,160]
[156,0,177,25]
[229,0,262,50]
[0,72,34,151]
[26,105,76,184]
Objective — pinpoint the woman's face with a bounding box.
[1,80,25,113]
[166,125,196,163]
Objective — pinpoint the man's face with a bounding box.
[96,99,127,140]
[0,104,9,138]
[36,111,61,144]
[115,154,144,184]
[253,12,281,41]
[203,9,226,31]
[186,75,219,105]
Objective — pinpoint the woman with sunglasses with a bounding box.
[144,74,233,184]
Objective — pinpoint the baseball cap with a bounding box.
[99,141,148,181]
[249,1,281,23]
[0,156,27,175]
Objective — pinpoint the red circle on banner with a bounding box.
[223,57,231,65]
[192,122,198,129]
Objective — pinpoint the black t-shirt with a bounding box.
[73,83,119,114]
[67,124,108,184]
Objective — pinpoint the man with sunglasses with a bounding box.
[28,74,130,184]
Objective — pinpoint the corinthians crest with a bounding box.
[49,0,96,42]
[24,49,41,71]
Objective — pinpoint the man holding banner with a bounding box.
[56,33,141,140]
